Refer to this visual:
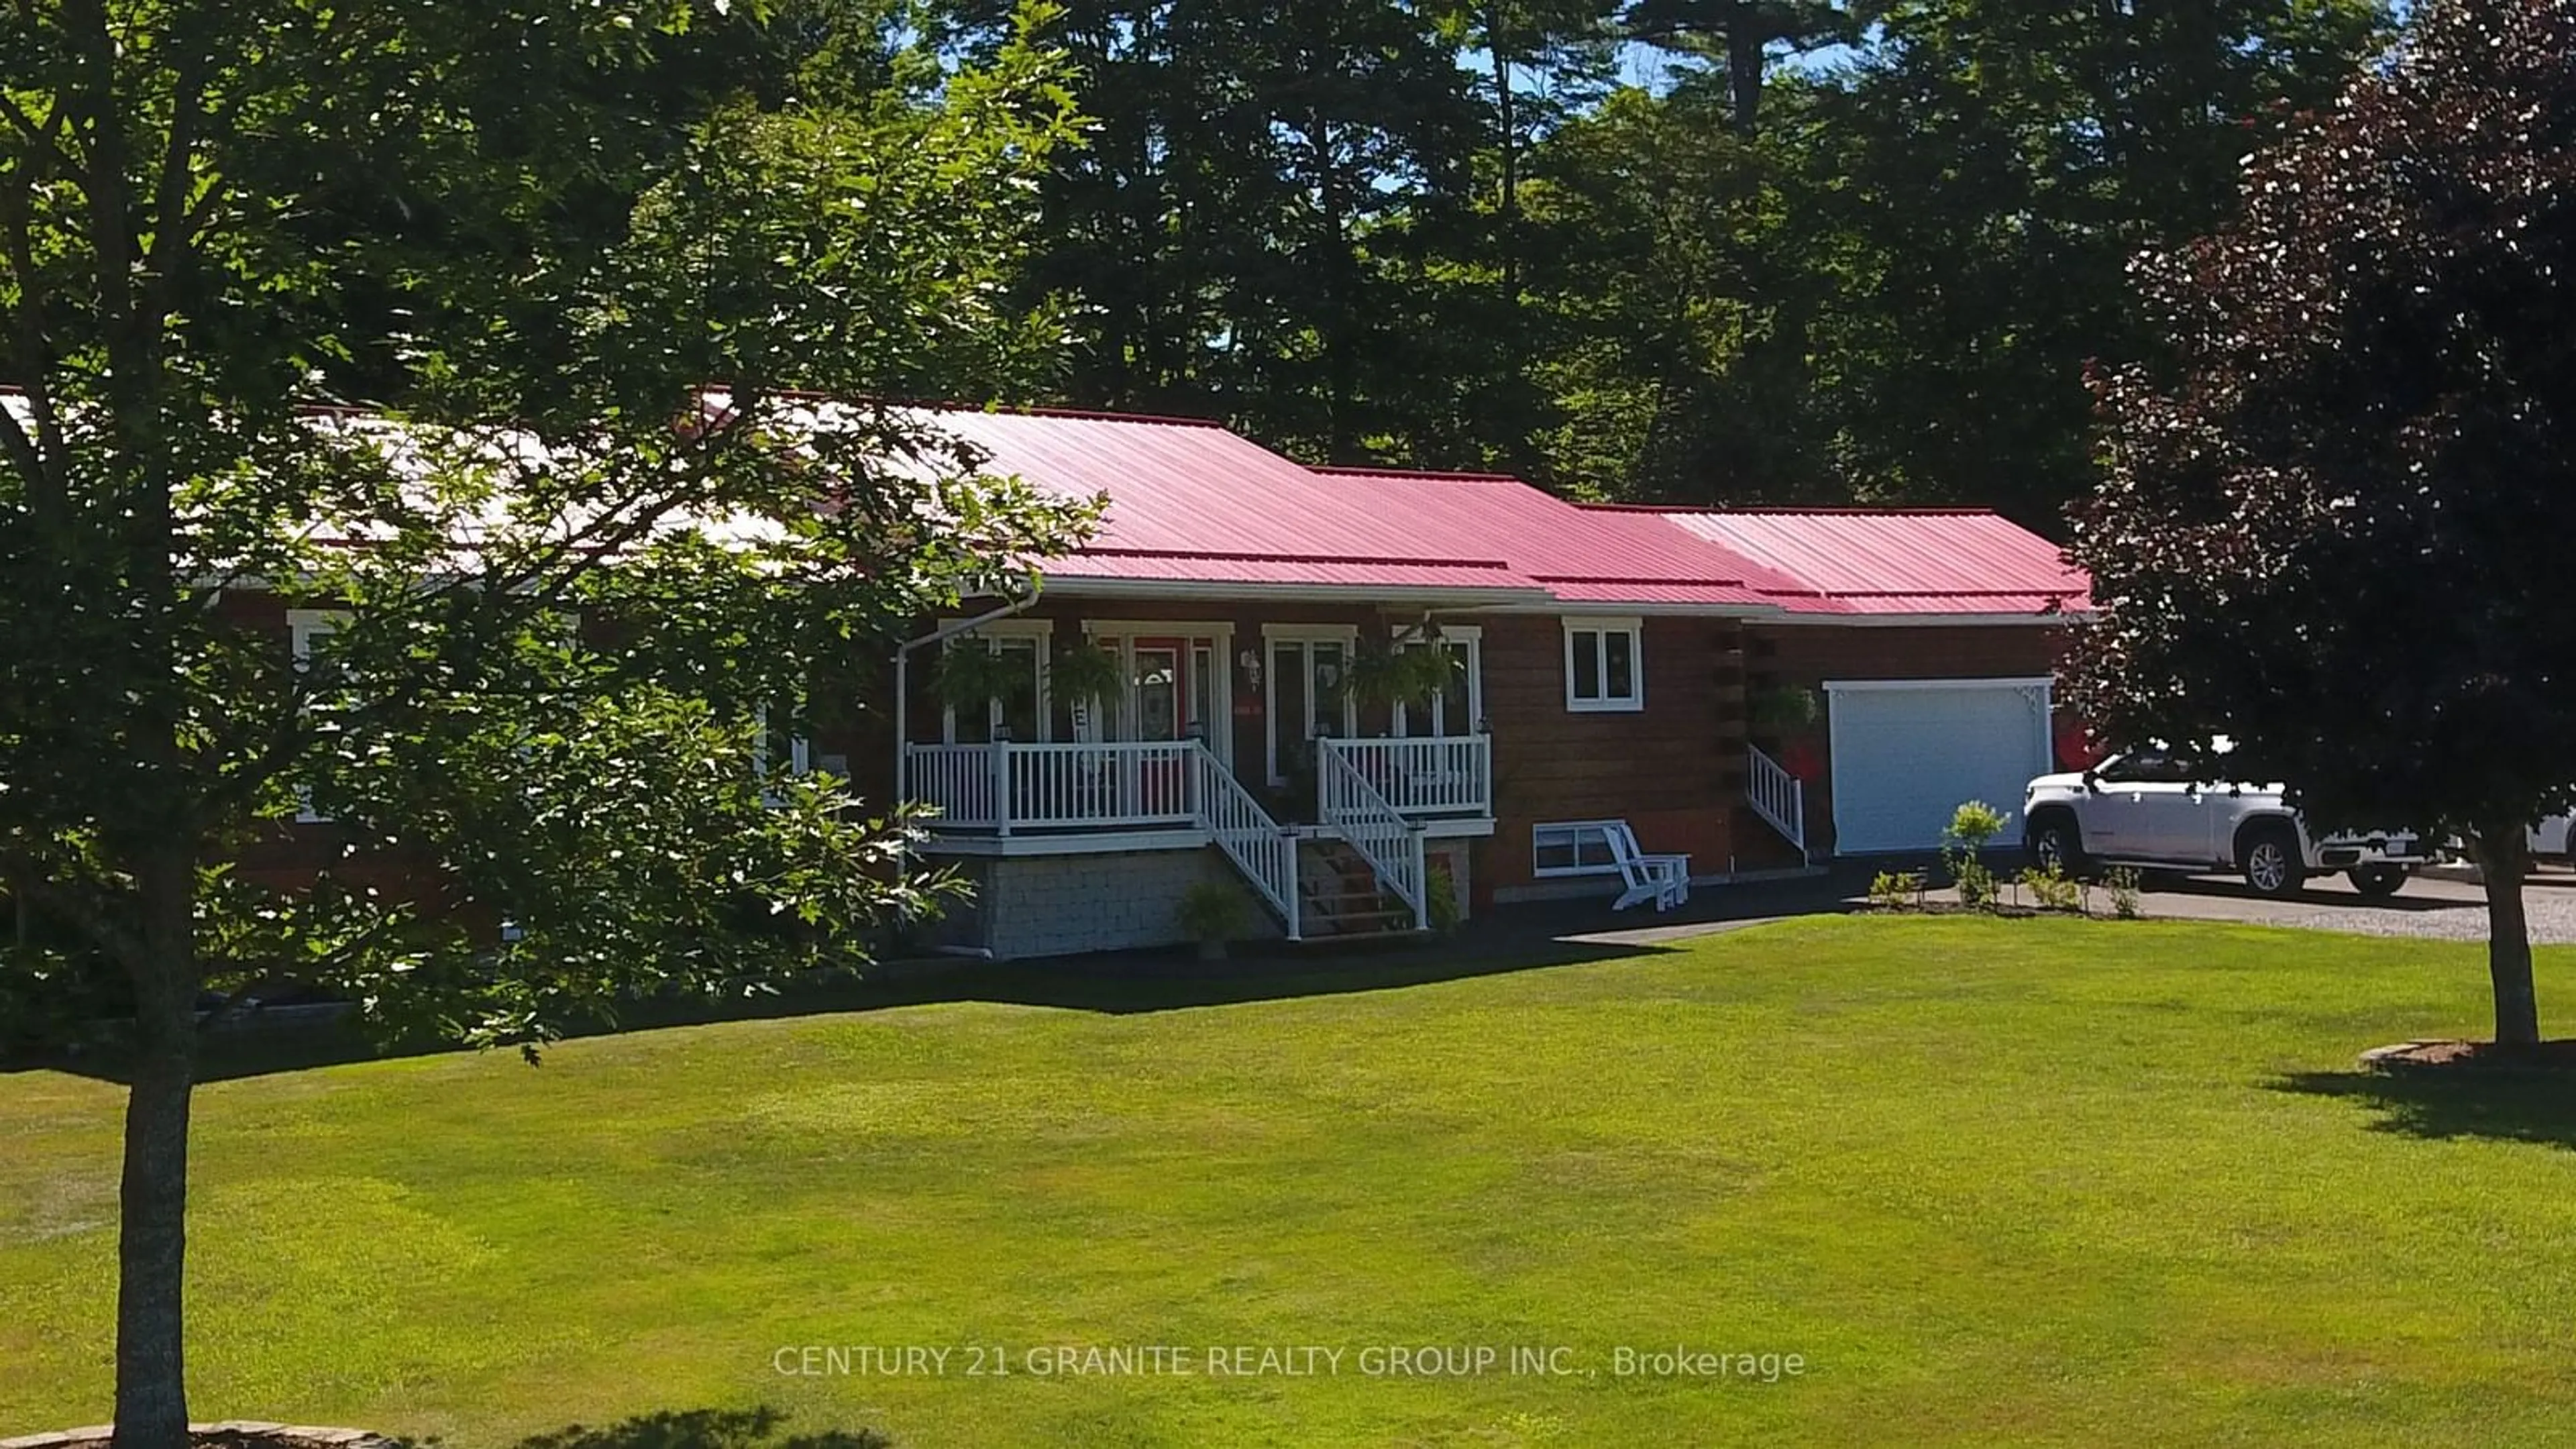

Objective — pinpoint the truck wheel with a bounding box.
[2348,863,2408,898]
[2030,815,2085,875]
[2241,823,2306,899]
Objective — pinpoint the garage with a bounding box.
[1823,678,2055,854]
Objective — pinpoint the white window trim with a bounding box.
[1820,676,2057,692]
[286,608,348,665]
[938,617,1054,745]
[287,610,352,822]
[1562,616,1645,714]
[1260,624,1360,785]
[1393,624,1485,739]
[753,702,814,805]
[1533,819,1626,877]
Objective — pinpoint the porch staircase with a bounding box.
[904,736,1452,946]
[1295,839,1420,941]
[1743,742,1810,863]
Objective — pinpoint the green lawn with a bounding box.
[7,917,2576,1447]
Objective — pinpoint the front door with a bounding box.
[1132,639,1185,743]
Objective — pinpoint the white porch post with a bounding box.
[1410,825,1430,932]
[894,651,910,808]
[1478,727,1494,815]
[989,738,1012,838]
[1281,826,1303,941]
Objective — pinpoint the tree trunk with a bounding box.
[1723,1,1764,136]
[1491,3,1518,302]
[2476,822,2541,1047]
[112,850,200,1449]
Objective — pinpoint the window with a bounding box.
[755,701,812,800]
[1393,627,1483,739]
[1534,821,1622,877]
[2096,749,2195,785]
[940,619,1052,744]
[287,610,351,822]
[1564,619,1644,712]
[1261,626,1359,784]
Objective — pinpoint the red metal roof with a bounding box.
[1043,551,1540,593]
[1307,468,1797,606]
[1640,507,2090,616]
[909,409,1550,599]
[912,406,2087,614]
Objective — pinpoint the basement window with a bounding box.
[1563,618,1644,712]
[1533,821,1621,877]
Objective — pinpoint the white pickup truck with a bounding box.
[2022,745,2436,899]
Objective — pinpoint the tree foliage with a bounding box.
[0,2,1091,1442]
[933,0,2390,521]
[2069,0,2576,1045]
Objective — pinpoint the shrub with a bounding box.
[2104,866,2145,920]
[1946,800,2010,851]
[1176,879,1255,945]
[2019,863,2083,912]
[1868,870,1926,911]
[1424,859,1462,935]
[1944,800,2012,911]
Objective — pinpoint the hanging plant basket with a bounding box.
[930,637,1032,712]
[1051,639,1125,714]
[1748,683,1822,737]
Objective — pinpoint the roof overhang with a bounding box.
[1040,576,1559,608]
[1754,610,2090,628]
[1487,598,1790,619]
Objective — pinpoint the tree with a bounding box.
[1424,0,1617,298]
[2070,0,2576,1047]
[1515,78,1835,502]
[1791,0,2392,525]
[1621,0,1874,134]
[0,4,1090,1445]
[953,0,1501,462]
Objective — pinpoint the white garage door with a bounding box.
[1825,678,2054,854]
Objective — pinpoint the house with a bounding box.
[164,392,2085,959]
[825,406,2090,960]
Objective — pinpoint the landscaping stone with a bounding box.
[2361,1039,2576,1073]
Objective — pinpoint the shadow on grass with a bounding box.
[5,897,1732,1085]
[2272,1069,2576,1149]
[504,1409,888,1449]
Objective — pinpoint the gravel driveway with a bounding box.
[2113,866,2576,943]
[1551,859,2576,949]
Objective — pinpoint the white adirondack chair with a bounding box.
[1603,821,1690,912]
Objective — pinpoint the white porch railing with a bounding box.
[1320,744,1429,931]
[906,739,1309,938]
[1316,736,1491,818]
[904,740,1197,836]
[1746,741,1808,857]
[1195,747,1302,938]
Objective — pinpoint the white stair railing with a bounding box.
[1319,744,1429,930]
[1746,741,1807,857]
[1193,745,1303,940]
